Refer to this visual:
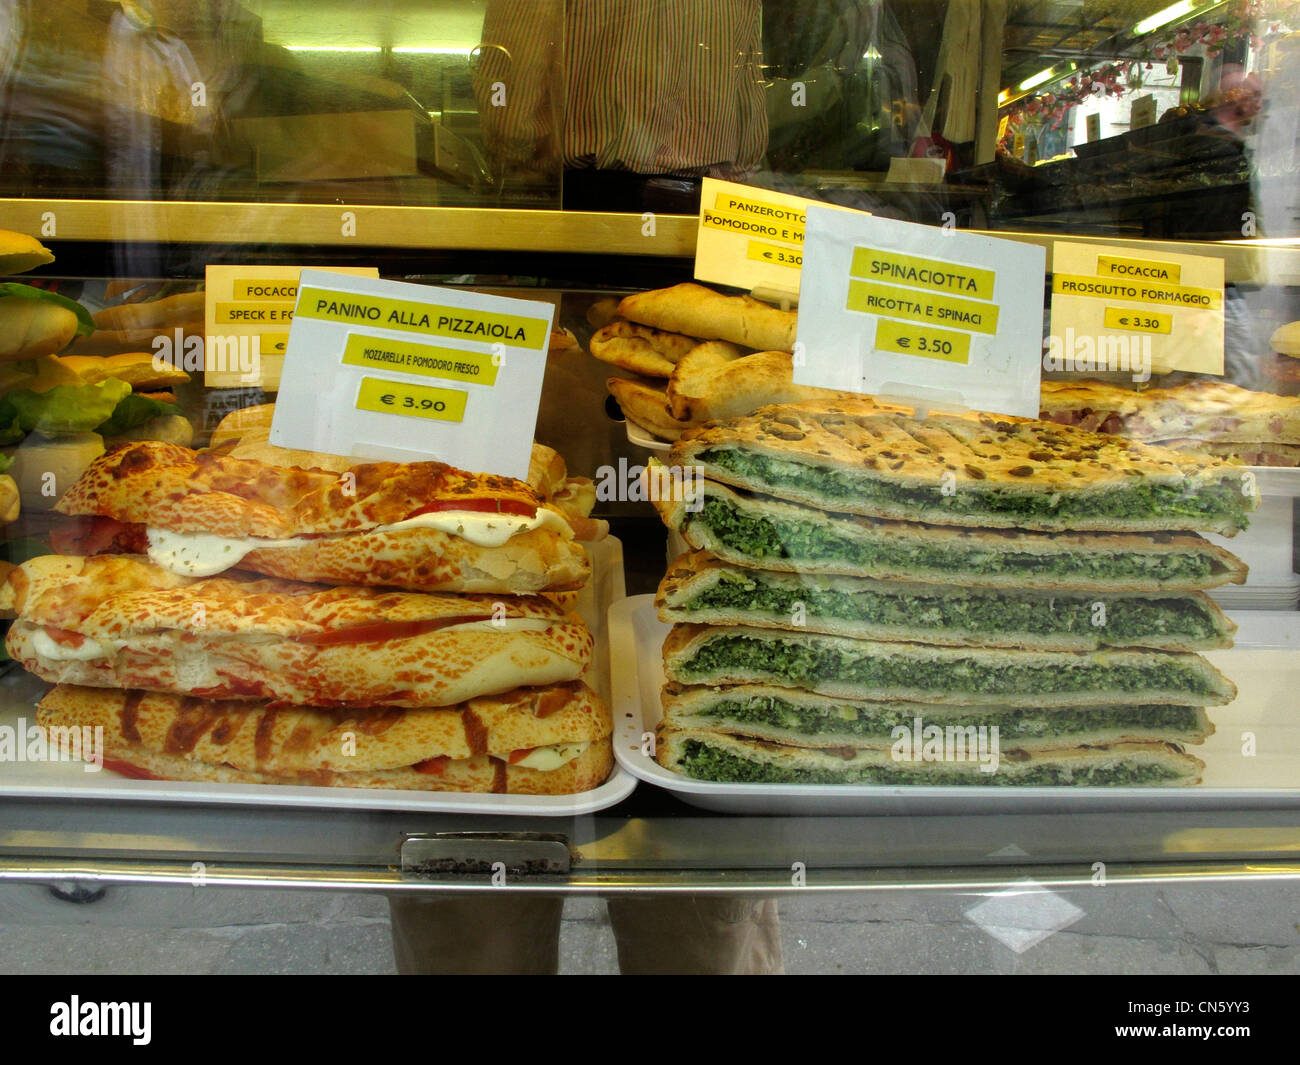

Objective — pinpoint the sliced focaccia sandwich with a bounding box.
[38,682,613,794]
[1,555,592,708]
[649,470,1247,593]
[669,400,1259,535]
[49,440,590,592]
[661,624,1237,708]
[655,551,1236,652]
[656,727,1205,786]
[660,684,1215,750]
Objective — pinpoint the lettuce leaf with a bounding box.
[1,379,131,437]
[0,283,95,337]
[96,392,176,436]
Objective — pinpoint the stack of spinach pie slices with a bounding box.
[649,399,1257,787]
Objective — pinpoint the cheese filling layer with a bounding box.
[147,507,572,576]
[511,741,590,771]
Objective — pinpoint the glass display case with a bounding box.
[1,0,1299,976]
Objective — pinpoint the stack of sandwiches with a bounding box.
[2,439,613,794]
[650,398,1256,786]
[596,282,872,440]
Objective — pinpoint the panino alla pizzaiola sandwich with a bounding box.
[8,440,614,794]
[651,398,1256,787]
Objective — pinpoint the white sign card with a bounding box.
[271,271,554,479]
[794,207,1048,417]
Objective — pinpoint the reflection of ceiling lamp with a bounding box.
[284,45,383,53]
[1132,0,1215,36]
[1018,61,1077,92]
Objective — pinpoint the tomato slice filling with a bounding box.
[44,626,87,649]
[507,747,536,765]
[404,498,536,520]
[102,757,162,780]
[413,755,450,775]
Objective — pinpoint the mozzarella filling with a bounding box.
[146,507,572,576]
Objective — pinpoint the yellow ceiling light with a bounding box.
[283,45,383,53]
[1018,66,1058,91]
[1133,0,1198,36]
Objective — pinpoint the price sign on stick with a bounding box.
[795,208,1047,417]
[271,271,553,478]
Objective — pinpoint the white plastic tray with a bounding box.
[624,419,672,452]
[0,538,636,816]
[610,595,1300,815]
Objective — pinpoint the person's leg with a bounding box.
[606,895,783,974]
[388,893,564,974]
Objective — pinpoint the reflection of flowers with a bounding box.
[998,0,1297,151]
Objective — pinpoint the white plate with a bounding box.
[610,595,1300,815]
[1246,465,1300,498]
[0,538,637,817]
[624,419,673,452]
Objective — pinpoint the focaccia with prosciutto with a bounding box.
[2,555,592,707]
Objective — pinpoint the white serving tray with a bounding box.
[610,595,1300,815]
[0,538,636,816]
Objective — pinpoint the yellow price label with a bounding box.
[234,280,302,300]
[847,279,999,335]
[342,335,499,385]
[850,247,995,301]
[746,240,803,269]
[1103,307,1173,334]
[215,301,295,325]
[874,320,971,363]
[355,377,467,422]
[260,332,290,355]
[1096,255,1181,285]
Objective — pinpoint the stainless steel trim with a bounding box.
[4,199,1294,282]
[2,857,1298,894]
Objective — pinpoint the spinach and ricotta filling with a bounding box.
[698,448,1248,531]
[688,696,1204,740]
[679,573,1223,644]
[693,497,1217,584]
[677,739,1185,786]
[679,635,1217,697]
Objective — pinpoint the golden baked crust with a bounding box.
[647,465,1247,591]
[4,555,593,707]
[618,283,796,353]
[589,320,698,377]
[36,686,614,794]
[55,441,549,538]
[670,400,1258,534]
[37,681,610,772]
[606,376,692,440]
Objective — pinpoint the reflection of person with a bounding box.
[389,893,782,975]
[474,0,768,210]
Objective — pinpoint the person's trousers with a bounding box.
[388,893,782,974]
